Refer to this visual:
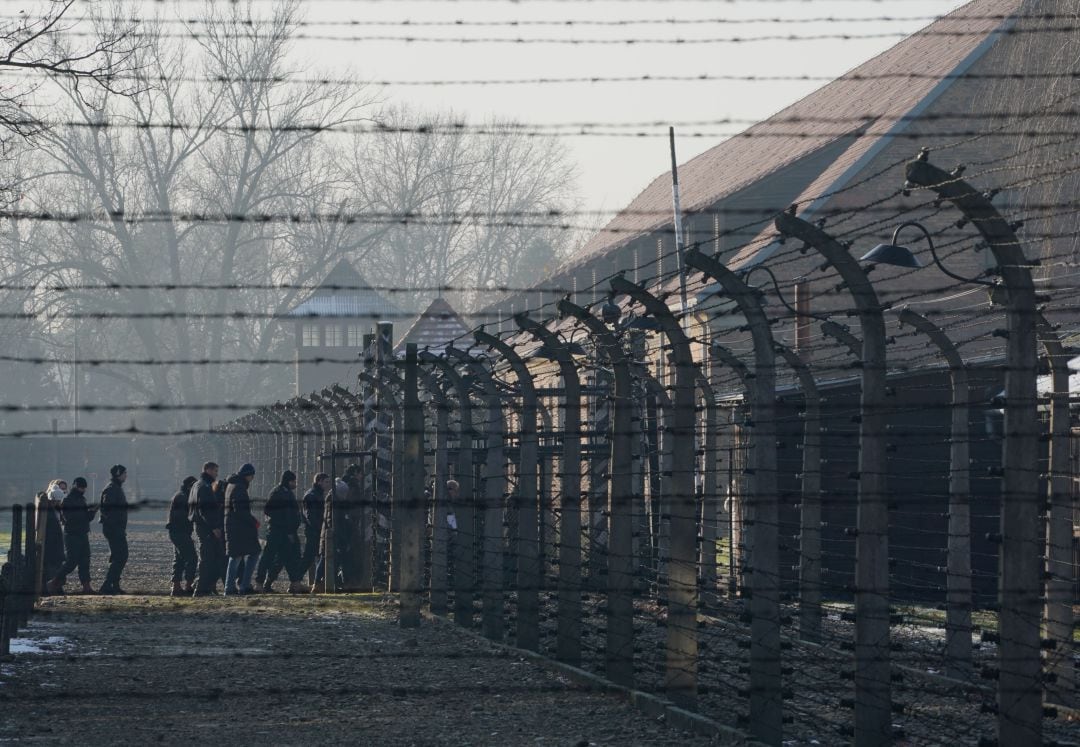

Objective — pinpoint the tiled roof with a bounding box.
[553,0,1023,278]
[394,297,472,356]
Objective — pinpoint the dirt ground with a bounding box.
[0,521,730,746]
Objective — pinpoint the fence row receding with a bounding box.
[179,154,1076,747]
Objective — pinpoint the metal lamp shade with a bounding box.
[860,243,922,268]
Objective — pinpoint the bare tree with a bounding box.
[6,3,380,429]
[348,107,579,313]
[0,1,579,436]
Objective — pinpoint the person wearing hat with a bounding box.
[224,463,260,595]
[47,477,95,595]
[258,470,306,594]
[98,464,130,594]
[189,461,224,596]
[167,476,199,596]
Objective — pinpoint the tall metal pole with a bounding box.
[517,314,583,665]
[686,249,781,745]
[476,330,541,652]
[906,154,1040,745]
[558,297,635,688]
[610,277,698,708]
[896,308,972,680]
[774,210,891,746]
[668,127,689,316]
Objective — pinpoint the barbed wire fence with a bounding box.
[2,4,1080,746]
[68,146,1056,746]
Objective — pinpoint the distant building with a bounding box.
[286,260,400,395]
[393,297,472,358]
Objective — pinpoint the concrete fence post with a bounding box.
[906,155,1040,745]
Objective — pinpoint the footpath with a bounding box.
[0,594,721,746]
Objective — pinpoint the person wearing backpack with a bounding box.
[98,465,129,595]
[167,476,198,597]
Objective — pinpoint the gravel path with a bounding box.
[0,523,731,746]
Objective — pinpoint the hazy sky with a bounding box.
[138,0,970,212]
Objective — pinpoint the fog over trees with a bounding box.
[0,1,580,433]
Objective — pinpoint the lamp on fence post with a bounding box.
[896,308,972,681]
[475,329,541,652]
[557,296,635,688]
[903,153,1040,746]
[609,276,698,709]
[774,208,892,747]
[516,313,583,666]
[420,351,477,629]
[446,346,506,642]
[686,247,782,745]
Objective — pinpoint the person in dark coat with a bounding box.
[47,478,95,595]
[167,476,198,596]
[189,462,223,596]
[318,465,361,591]
[40,481,67,595]
[98,465,129,595]
[301,473,330,587]
[224,464,260,595]
[258,471,305,594]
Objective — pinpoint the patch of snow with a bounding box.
[9,635,72,655]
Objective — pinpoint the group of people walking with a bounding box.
[43,465,132,595]
[168,462,330,597]
[35,461,334,597]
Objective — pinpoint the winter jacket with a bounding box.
[99,479,128,532]
[60,487,94,535]
[264,483,301,536]
[302,485,326,533]
[166,490,192,534]
[39,494,65,568]
[224,474,260,557]
[189,473,223,536]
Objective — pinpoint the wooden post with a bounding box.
[22,503,35,625]
[400,344,424,628]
